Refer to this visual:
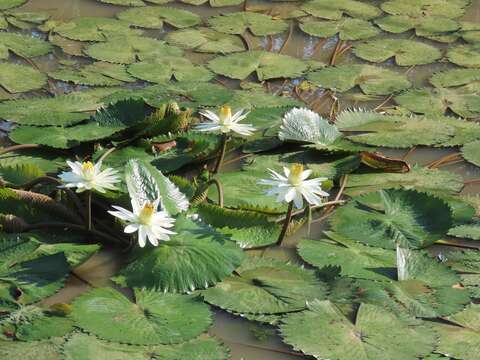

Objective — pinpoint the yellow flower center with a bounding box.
[219,105,232,124]
[138,203,155,225]
[288,164,304,186]
[81,161,95,181]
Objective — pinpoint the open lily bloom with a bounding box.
[59,160,120,193]
[195,105,255,136]
[259,164,329,209]
[108,198,176,248]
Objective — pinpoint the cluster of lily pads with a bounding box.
[0,0,479,359]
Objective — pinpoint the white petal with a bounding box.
[124,224,139,234]
[138,227,147,248]
[301,169,313,180]
[284,187,297,203]
[293,191,304,209]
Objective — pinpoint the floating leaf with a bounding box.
[53,17,142,41]
[280,300,436,360]
[208,51,307,80]
[307,64,411,95]
[330,189,453,249]
[298,233,396,281]
[447,43,480,68]
[375,15,460,35]
[0,32,52,59]
[353,39,442,66]
[113,215,244,292]
[127,58,214,83]
[0,0,28,10]
[49,62,135,86]
[197,204,280,248]
[208,11,288,36]
[0,62,46,93]
[300,18,380,40]
[164,28,244,53]
[72,287,211,345]
[394,87,480,118]
[301,0,382,20]
[202,257,327,314]
[462,140,480,167]
[430,68,480,90]
[449,223,480,240]
[0,337,63,359]
[116,6,201,29]
[84,35,183,64]
[381,0,469,18]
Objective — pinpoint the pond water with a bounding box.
[1,0,480,359]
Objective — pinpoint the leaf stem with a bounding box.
[213,133,229,174]
[208,179,224,208]
[0,144,41,156]
[86,191,92,231]
[277,201,294,246]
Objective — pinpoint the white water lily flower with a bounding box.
[59,160,120,193]
[108,198,176,248]
[259,164,329,209]
[196,105,255,136]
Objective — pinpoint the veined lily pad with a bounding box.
[202,257,327,314]
[0,0,27,10]
[0,337,63,359]
[127,58,214,83]
[116,6,201,29]
[300,18,380,40]
[0,11,50,30]
[447,43,480,68]
[330,189,453,249]
[301,0,382,20]
[49,62,135,86]
[207,12,288,36]
[112,215,244,292]
[71,287,212,345]
[307,64,411,95]
[375,15,460,35]
[0,63,46,93]
[0,32,52,59]
[84,35,183,64]
[430,68,480,90]
[381,0,470,19]
[208,51,307,80]
[164,28,244,53]
[53,17,142,41]
[353,39,442,66]
[298,232,396,281]
[394,87,480,118]
[280,300,436,360]
[462,140,480,167]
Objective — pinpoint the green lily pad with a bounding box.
[116,6,201,29]
[336,110,455,148]
[0,11,50,30]
[84,35,183,64]
[127,58,214,83]
[381,0,470,19]
[430,68,480,90]
[196,203,280,249]
[0,32,52,59]
[207,11,288,36]
[307,64,411,95]
[0,337,63,359]
[435,304,480,360]
[301,0,382,20]
[53,17,142,41]
[298,233,396,281]
[394,87,480,118]
[330,189,453,249]
[353,39,442,66]
[0,63,46,93]
[112,215,244,292]
[344,166,464,196]
[72,287,212,345]
[280,300,437,360]
[462,140,480,167]
[202,257,327,314]
[49,62,134,86]
[208,51,307,80]
[375,14,460,35]
[164,28,244,53]
[449,223,480,240]
[0,0,28,10]
[447,43,480,68]
[300,18,380,40]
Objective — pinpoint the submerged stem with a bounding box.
[213,134,229,174]
[86,191,92,231]
[277,201,294,246]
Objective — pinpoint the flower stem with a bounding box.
[277,201,294,246]
[213,133,229,174]
[208,179,224,208]
[86,191,92,231]
[0,144,41,156]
